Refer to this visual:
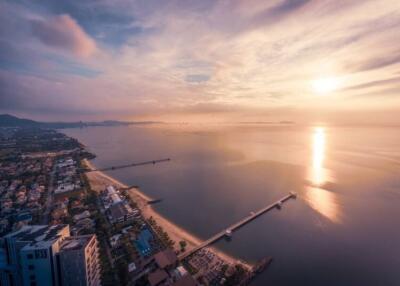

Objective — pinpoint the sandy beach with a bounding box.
[82,159,250,269]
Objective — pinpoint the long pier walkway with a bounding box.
[84,158,171,172]
[179,192,296,260]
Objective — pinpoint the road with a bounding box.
[40,162,57,224]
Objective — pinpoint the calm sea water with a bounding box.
[63,124,400,286]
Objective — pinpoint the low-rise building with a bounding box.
[154,249,178,270]
[148,269,169,286]
[54,184,76,195]
[73,211,91,222]
[171,274,197,286]
[108,202,135,224]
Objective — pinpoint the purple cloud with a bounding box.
[30,14,96,57]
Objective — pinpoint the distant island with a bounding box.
[0,114,162,129]
[237,121,295,125]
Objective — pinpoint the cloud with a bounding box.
[350,53,400,73]
[1,0,400,123]
[344,77,400,91]
[251,0,311,27]
[30,14,96,57]
[185,74,210,83]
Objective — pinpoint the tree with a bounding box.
[179,240,187,252]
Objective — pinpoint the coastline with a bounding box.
[82,159,252,269]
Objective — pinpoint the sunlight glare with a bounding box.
[311,127,326,186]
[305,187,341,223]
[312,77,339,95]
[306,127,341,223]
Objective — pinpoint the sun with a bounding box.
[312,77,339,95]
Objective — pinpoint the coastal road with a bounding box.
[179,192,296,260]
[40,162,57,224]
[94,193,121,284]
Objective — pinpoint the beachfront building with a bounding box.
[148,269,169,286]
[106,186,122,204]
[154,249,178,270]
[0,225,101,286]
[103,186,138,225]
[147,250,197,286]
[108,202,136,224]
[58,235,101,286]
[103,186,121,207]
[171,275,197,286]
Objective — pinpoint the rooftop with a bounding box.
[60,234,95,251]
[4,224,68,243]
[106,185,117,195]
[172,275,197,286]
[109,202,133,219]
[54,184,75,194]
[4,225,69,250]
[154,249,178,269]
[148,269,168,286]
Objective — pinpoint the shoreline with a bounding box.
[82,159,252,270]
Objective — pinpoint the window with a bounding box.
[34,249,47,259]
[89,238,96,248]
[28,265,35,270]
[27,254,34,259]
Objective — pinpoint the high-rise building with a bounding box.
[0,225,70,286]
[0,225,101,286]
[58,235,101,286]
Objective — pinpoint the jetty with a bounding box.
[84,158,171,172]
[147,199,163,205]
[179,192,297,260]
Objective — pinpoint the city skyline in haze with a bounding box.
[1,0,399,124]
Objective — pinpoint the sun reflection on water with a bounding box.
[306,127,341,223]
[311,127,326,186]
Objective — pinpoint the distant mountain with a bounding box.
[0,114,161,128]
[0,114,41,127]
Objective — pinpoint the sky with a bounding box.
[0,0,399,123]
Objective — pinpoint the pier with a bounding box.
[84,158,171,172]
[179,192,296,260]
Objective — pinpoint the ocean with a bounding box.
[63,124,400,286]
